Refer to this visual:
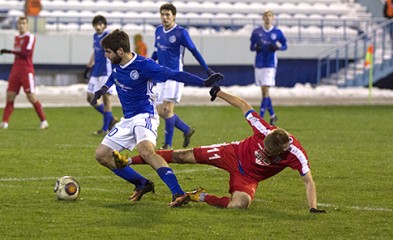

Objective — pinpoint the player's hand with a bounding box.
[83,66,91,79]
[209,86,221,101]
[206,68,215,77]
[309,208,327,213]
[0,49,12,55]
[203,73,224,87]
[268,43,279,51]
[90,87,107,106]
[255,44,262,52]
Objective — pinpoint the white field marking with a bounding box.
[0,168,218,183]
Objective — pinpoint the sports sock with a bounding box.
[94,104,104,114]
[156,167,184,195]
[2,101,14,122]
[266,97,275,117]
[102,112,113,131]
[112,166,148,188]
[156,150,174,163]
[164,116,176,146]
[204,195,231,208]
[173,114,190,134]
[33,101,46,121]
[260,97,269,117]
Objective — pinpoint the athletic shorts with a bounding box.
[7,70,35,94]
[193,143,259,200]
[155,80,184,104]
[87,76,116,95]
[254,68,276,87]
[101,113,159,151]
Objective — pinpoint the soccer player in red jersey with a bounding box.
[113,86,326,213]
[0,16,48,129]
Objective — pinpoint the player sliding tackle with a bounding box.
[113,86,327,212]
[91,29,224,207]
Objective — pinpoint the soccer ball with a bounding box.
[54,176,80,200]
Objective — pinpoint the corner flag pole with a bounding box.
[364,44,374,103]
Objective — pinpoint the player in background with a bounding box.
[83,15,118,135]
[90,29,223,207]
[250,10,287,125]
[133,33,147,57]
[151,3,216,149]
[0,16,48,129]
[113,87,326,213]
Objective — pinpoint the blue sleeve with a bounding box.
[144,60,205,86]
[104,74,115,89]
[250,29,258,51]
[151,51,158,61]
[181,30,209,71]
[278,30,288,51]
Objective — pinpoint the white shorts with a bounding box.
[101,113,159,151]
[254,68,276,87]
[87,76,116,95]
[155,80,184,104]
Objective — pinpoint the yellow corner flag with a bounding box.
[364,44,374,103]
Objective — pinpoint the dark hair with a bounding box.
[264,128,290,156]
[92,15,107,26]
[101,29,130,53]
[18,16,28,23]
[160,3,176,15]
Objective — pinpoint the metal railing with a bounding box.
[317,19,393,87]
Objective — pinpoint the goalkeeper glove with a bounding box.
[0,49,12,55]
[83,66,91,80]
[268,43,280,51]
[209,86,221,101]
[90,86,108,106]
[203,73,224,87]
[206,67,215,77]
[309,208,327,213]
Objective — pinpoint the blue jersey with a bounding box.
[250,26,287,68]
[91,29,112,77]
[152,24,208,72]
[105,54,206,118]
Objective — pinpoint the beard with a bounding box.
[111,54,122,64]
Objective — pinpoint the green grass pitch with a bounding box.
[0,105,392,239]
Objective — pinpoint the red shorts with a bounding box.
[193,144,259,200]
[7,70,35,94]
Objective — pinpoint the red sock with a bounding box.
[204,195,231,208]
[156,150,173,163]
[130,155,146,164]
[33,101,46,121]
[2,101,14,122]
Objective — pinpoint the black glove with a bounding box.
[203,73,224,87]
[90,87,107,106]
[209,86,221,101]
[0,49,12,55]
[268,43,279,51]
[310,208,327,213]
[83,66,91,79]
[255,44,262,52]
[206,68,215,77]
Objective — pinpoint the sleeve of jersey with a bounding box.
[12,34,34,57]
[181,31,209,71]
[146,60,205,86]
[151,51,158,61]
[278,31,288,51]
[245,110,271,137]
[104,74,115,89]
[288,145,310,176]
[249,31,257,51]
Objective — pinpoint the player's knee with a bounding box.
[94,149,113,169]
[172,150,192,163]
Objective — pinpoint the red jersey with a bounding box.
[10,32,35,73]
[233,110,310,182]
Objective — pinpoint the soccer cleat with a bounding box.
[168,193,190,207]
[0,122,9,129]
[182,127,196,148]
[109,116,119,130]
[93,129,108,135]
[160,144,172,150]
[187,187,206,202]
[40,120,49,129]
[113,150,128,169]
[270,116,278,126]
[129,180,155,202]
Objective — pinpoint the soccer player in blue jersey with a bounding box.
[90,29,223,207]
[151,3,215,149]
[84,15,118,135]
[250,10,287,126]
